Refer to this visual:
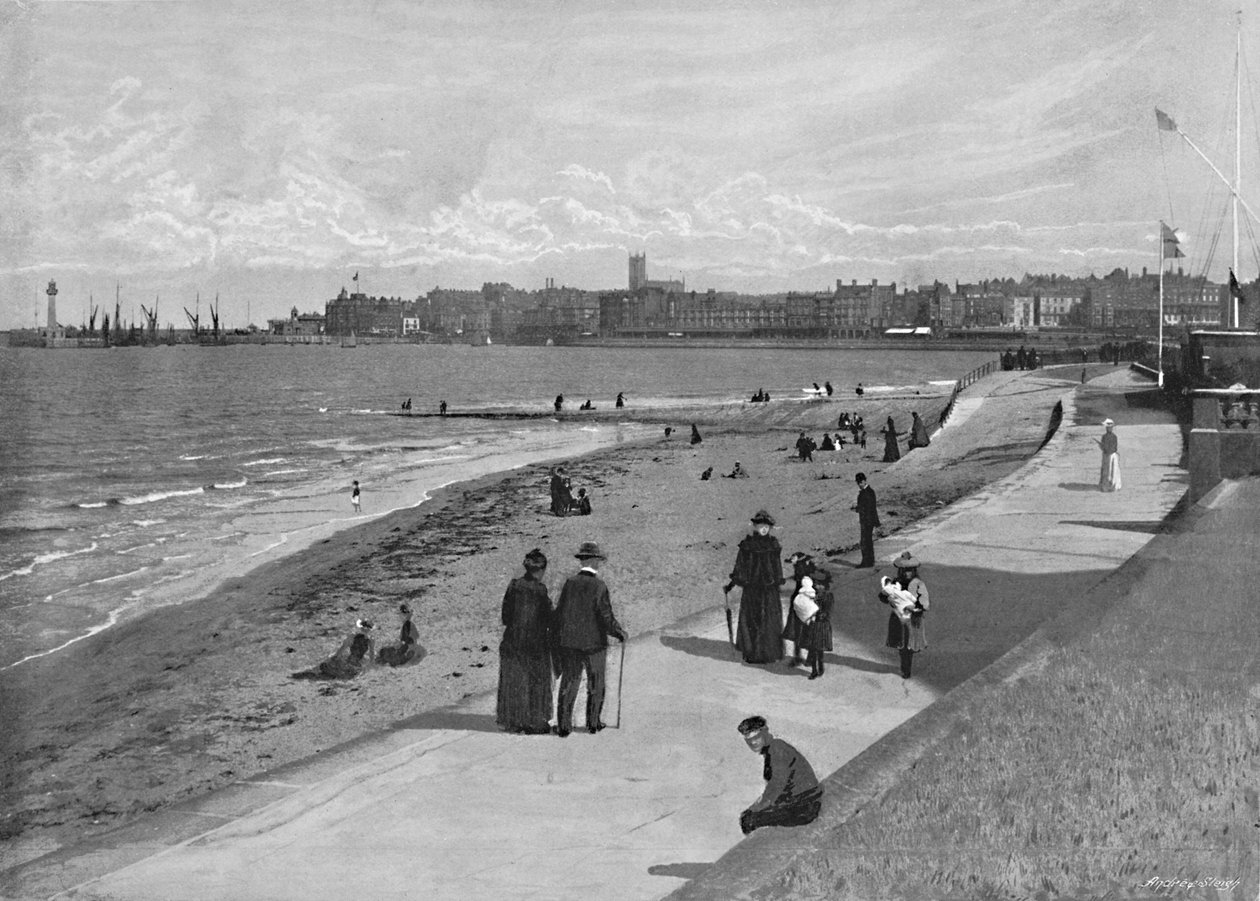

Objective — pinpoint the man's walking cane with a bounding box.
[614,639,626,729]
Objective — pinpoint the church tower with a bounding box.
[629,253,646,291]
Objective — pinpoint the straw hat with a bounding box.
[574,541,606,560]
[893,551,920,570]
[1102,418,1115,428]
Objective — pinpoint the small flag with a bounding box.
[1229,269,1247,304]
[1155,108,1178,132]
[353,272,359,282]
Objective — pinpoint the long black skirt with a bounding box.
[496,649,554,733]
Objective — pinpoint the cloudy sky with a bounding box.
[2,0,1258,330]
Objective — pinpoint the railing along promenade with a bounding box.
[938,357,1001,426]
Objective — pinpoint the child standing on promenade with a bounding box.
[351,480,361,513]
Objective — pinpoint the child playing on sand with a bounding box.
[351,481,361,512]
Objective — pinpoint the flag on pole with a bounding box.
[1155,108,1178,131]
[1229,269,1247,305]
[353,272,359,282]
[1160,222,1185,258]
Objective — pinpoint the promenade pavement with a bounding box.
[3,368,1188,901]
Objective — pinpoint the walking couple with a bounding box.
[496,542,628,737]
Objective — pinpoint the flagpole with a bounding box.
[1233,13,1241,328]
[1158,221,1165,388]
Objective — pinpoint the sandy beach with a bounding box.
[0,368,1089,863]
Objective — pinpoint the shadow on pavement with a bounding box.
[650,863,716,880]
[1057,482,1102,492]
[390,710,501,733]
[1060,519,1164,534]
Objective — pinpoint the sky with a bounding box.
[3,0,1260,331]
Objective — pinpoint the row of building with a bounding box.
[267,255,1258,342]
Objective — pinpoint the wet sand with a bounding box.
[0,373,1078,863]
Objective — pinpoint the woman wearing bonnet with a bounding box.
[1098,418,1122,492]
[496,548,555,735]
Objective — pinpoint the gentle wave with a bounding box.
[90,566,151,585]
[263,469,307,477]
[119,487,205,506]
[0,542,99,582]
[211,477,248,489]
[241,458,285,467]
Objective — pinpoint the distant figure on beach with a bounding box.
[377,604,424,666]
[813,382,821,394]
[580,399,594,410]
[908,411,931,449]
[554,394,564,413]
[795,431,815,462]
[724,461,748,479]
[819,433,835,451]
[751,388,768,403]
[736,716,823,834]
[439,400,447,415]
[550,467,572,516]
[690,424,703,445]
[825,381,833,396]
[855,383,864,396]
[1027,347,1039,370]
[616,392,625,409]
[1016,345,1027,370]
[725,510,784,665]
[837,412,850,430]
[572,487,591,515]
[664,427,673,438]
[882,551,929,679]
[402,398,412,414]
[292,619,375,680]
[553,542,627,737]
[853,473,880,568]
[881,416,901,462]
[1097,418,1122,492]
[700,466,713,481]
[496,548,554,735]
[351,480,361,513]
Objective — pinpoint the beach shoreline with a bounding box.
[0,371,1076,864]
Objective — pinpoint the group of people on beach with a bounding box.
[549,466,592,516]
[554,392,626,413]
[292,603,424,680]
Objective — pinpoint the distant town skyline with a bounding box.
[3,0,1259,331]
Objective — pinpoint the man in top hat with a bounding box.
[853,472,880,568]
[553,541,628,736]
[736,715,823,834]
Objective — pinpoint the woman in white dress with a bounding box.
[1098,419,1121,492]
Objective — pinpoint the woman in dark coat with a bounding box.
[881,416,901,462]
[908,411,931,449]
[496,548,555,734]
[725,510,785,664]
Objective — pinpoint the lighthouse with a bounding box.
[45,280,59,337]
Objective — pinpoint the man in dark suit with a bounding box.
[853,472,880,568]
[553,542,627,736]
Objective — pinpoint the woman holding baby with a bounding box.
[881,550,929,679]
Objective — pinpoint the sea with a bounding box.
[0,343,995,670]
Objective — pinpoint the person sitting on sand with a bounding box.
[819,433,836,451]
[700,466,713,480]
[377,604,424,666]
[855,383,864,396]
[724,461,749,479]
[571,487,592,515]
[691,424,703,445]
[292,619,375,680]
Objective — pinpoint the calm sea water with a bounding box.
[0,343,994,669]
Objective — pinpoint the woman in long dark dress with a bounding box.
[881,416,901,462]
[725,510,785,665]
[496,548,555,734]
